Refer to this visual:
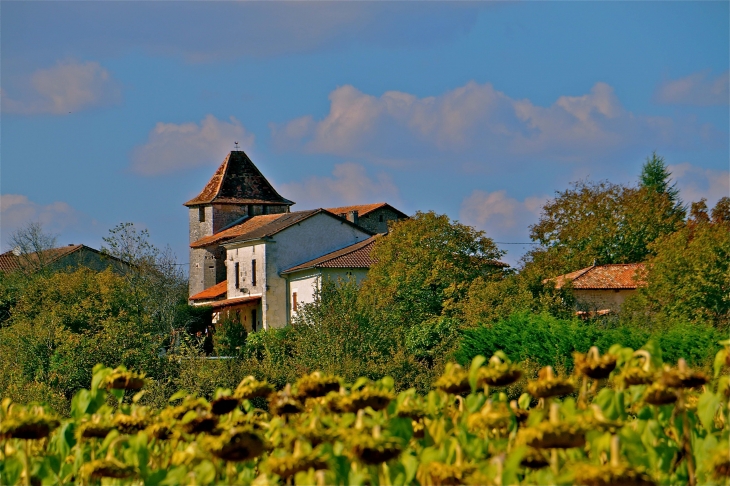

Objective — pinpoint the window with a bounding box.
[251,309,257,331]
[292,292,298,312]
[234,262,240,289]
[379,214,384,222]
[199,207,205,222]
[251,259,257,286]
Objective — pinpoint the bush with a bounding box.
[455,311,717,370]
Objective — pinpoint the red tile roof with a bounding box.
[281,236,379,274]
[325,203,408,219]
[0,244,85,272]
[184,151,294,207]
[209,295,261,309]
[190,210,320,248]
[189,280,228,301]
[550,263,646,290]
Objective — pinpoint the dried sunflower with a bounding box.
[234,376,275,401]
[338,386,394,413]
[147,423,175,441]
[267,442,328,479]
[269,385,304,416]
[520,448,549,469]
[294,371,341,399]
[396,396,428,420]
[660,359,708,389]
[620,350,655,386]
[435,363,471,395]
[0,407,60,440]
[80,459,136,480]
[519,414,586,450]
[417,461,476,486]
[643,383,677,406]
[526,366,575,399]
[113,412,150,434]
[711,448,730,479]
[162,397,210,421]
[76,414,114,440]
[621,367,655,386]
[467,402,512,438]
[574,463,655,486]
[180,410,218,434]
[206,426,266,462]
[348,426,403,464]
[103,367,145,391]
[574,347,617,379]
[478,354,522,387]
[509,400,530,424]
[211,395,240,415]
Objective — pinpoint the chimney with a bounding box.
[347,210,359,225]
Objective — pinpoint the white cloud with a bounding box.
[1,60,121,115]
[668,163,730,207]
[460,190,545,233]
[279,163,399,209]
[273,81,710,167]
[655,71,729,106]
[0,194,83,243]
[131,115,254,176]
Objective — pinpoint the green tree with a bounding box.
[639,152,682,209]
[359,211,505,329]
[625,212,730,326]
[525,179,683,278]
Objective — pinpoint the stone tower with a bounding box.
[184,150,294,296]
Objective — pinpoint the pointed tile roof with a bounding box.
[549,263,646,290]
[281,235,380,274]
[184,151,294,207]
[325,202,408,219]
[189,280,228,301]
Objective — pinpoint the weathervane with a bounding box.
[234,141,240,151]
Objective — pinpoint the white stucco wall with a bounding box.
[225,212,370,329]
[286,268,369,321]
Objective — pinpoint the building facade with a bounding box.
[187,150,404,330]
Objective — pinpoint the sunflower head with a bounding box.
[574,347,617,380]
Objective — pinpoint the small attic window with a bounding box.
[199,207,206,222]
[379,214,384,222]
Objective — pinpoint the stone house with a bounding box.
[187,150,405,330]
[0,244,130,275]
[548,263,646,315]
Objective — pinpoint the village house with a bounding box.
[0,244,129,275]
[548,263,646,315]
[186,150,406,330]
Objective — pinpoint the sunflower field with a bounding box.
[2,341,730,486]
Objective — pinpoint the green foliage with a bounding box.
[213,318,248,357]
[360,211,505,328]
[626,216,730,326]
[2,343,729,485]
[526,180,684,277]
[455,312,719,371]
[639,152,682,212]
[405,316,459,363]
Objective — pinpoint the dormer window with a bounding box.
[199,207,206,222]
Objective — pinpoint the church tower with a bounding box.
[184,150,294,296]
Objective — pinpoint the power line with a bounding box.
[494,242,539,245]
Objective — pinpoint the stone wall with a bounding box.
[357,207,403,234]
[574,289,637,313]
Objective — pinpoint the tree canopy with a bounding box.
[359,211,505,328]
[525,179,684,278]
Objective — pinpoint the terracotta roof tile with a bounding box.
[189,280,228,301]
[190,210,321,248]
[0,244,84,272]
[282,236,379,274]
[325,203,408,219]
[550,263,646,290]
[184,151,294,207]
[209,295,261,309]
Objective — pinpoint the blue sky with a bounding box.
[1,1,728,267]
